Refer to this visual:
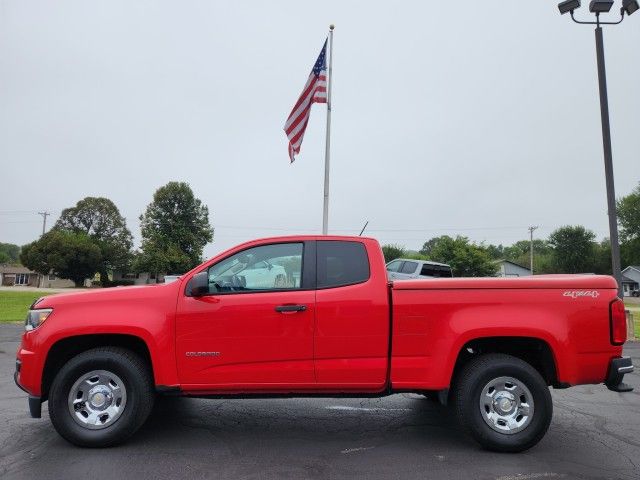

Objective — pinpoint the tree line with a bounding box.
[382,183,640,277]
[2,182,638,284]
[16,182,213,287]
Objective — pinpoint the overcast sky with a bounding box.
[1,0,639,259]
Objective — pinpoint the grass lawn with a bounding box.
[0,291,55,322]
[624,301,640,339]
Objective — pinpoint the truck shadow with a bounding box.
[136,394,472,451]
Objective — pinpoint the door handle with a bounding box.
[275,304,307,313]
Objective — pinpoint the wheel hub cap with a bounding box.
[479,376,534,435]
[88,387,112,409]
[493,392,515,414]
[67,370,127,430]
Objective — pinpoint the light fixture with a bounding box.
[589,0,614,13]
[622,0,640,15]
[558,0,582,14]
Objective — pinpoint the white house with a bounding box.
[621,266,640,297]
[0,265,76,288]
[494,260,532,277]
[111,271,160,285]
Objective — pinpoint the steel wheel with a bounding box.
[479,375,534,434]
[67,369,127,430]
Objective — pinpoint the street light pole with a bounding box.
[594,23,624,299]
[557,0,637,299]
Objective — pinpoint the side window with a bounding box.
[386,260,402,273]
[317,241,370,288]
[208,243,303,292]
[400,261,418,274]
[420,264,453,278]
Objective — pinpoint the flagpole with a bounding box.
[322,24,334,235]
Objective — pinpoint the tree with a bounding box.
[485,244,505,260]
[381,244,406,262]
[501,239,554,274]
[427,235,498,277]
[617,183,640,243]
[55,197,133,284]
[0,242,21,264]
[503,240,550,261]
[20,231,102,287]
[593,239,612,275]
[547,225,596,273]
[137,182,213,274]
[419,238,441,257]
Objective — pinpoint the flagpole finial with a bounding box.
[329,24,335,30]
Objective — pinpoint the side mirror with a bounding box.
[187,271,209,297]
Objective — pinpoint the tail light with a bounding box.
[609,298,627,346]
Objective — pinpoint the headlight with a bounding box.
[25,309,53,331]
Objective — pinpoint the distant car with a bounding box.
[163,275,181,284]
[632,289,640,297]
[237,260,289,288]
[386,258,452,280]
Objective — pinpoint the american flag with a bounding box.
[283,40,328,163]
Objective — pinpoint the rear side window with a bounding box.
[317,241,370,288]
[400,261,418,274]
[420,264,453,278]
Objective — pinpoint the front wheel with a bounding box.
[48,347,154,447]
[453,353,552,452]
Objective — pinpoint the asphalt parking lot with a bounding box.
[1,324,639,480]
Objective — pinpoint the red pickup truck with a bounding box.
[15,236,634,452]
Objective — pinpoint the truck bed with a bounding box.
[390,274,620,390]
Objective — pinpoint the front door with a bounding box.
[175,242,316,390]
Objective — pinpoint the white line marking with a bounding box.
[496,473,565,480]
[341,447,375,454]
[325,406,412,412]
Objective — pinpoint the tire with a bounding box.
[48,347,154,447]
[453,353,552,453]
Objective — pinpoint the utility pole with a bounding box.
[528,226,538,275]
[38,211,50,237]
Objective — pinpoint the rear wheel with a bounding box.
[453,353,552,452]
[48,347,154,447]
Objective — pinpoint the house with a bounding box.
[111,271,159,285]
[0,265,76,288]
[494,260,532,277]
[39,273,76,289]
[0,265,40,286]
[622,266,640,297]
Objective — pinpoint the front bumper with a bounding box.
[605,357,634,392]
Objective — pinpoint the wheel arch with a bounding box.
[41,334,154,401]
[450,336,560,388]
